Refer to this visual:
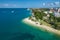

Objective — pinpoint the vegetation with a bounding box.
[30,8,60,30]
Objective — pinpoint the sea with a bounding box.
[0,8,60,40]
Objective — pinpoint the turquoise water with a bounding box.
[0,8,60,40]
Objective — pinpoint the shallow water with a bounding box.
[0,8,60,40]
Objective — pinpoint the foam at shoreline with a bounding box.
[22,18,60,35]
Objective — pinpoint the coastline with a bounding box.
[22,17,60,35]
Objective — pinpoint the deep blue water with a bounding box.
[0,8,60,40]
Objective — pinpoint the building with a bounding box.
[58,8,60,13]
[49,8,54,13]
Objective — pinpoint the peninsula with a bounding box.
[23,8,60,35]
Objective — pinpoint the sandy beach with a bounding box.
[22,17,60,35]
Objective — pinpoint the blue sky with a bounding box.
[0,0,60,8]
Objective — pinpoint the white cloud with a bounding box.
[55,2,60,5]
[4,4,9,6]
[50,3,54,5]
[43,3,45,6]
[13,4,16,7]
[47,3,50,6]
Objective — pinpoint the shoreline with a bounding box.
[22,17,60,35]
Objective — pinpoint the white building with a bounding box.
[44,11,48,14]
[54,12,60,17]
[58,8,60,13]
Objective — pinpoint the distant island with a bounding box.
[23,8,60,35]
